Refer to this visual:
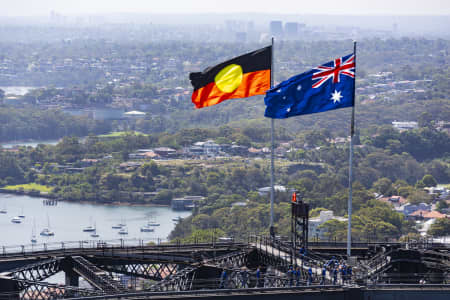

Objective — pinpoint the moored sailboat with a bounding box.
[11,216,21,223]
[40,215,55,236]
[90,222,100,238]
[140,224,154,232]
[118,226,128,235]
[31,219,37,243]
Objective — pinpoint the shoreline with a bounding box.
[0,190,171,208]
[0,139,61,146]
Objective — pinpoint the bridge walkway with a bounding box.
[253,242,334,283]
[71,256,127,293]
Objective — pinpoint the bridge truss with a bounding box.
[0,237,448,299]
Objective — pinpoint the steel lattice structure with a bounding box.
[0,238,448,300]
[5,258,62,283]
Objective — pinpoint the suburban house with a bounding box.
[379,195,408,208]
[153,147,177,158]
[309,210,348,240]
[171,196,205,210]
[396,202,431,217]
[188,140,221,157]
[409,210,447,221]
[257,185,292,197]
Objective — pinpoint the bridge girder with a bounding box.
[4,258,62,283]
[70,256,128,293]
[98,262,181,280]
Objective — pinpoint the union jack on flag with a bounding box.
[312,54,355,88]
[264,52,356,119]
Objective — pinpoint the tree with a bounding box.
[372,177,394,196]
[318,219,347,240]
[192,214,215,229]
[55,137,84,163]
[0,153,25,184]
[154,189,173,204]
[408,190,433,204]
[418,112,433,128]
[179,228,226,243]
[428,218,450,237]
[425,160,450,183]
[309,207,328,218]
[436,200,449,213]
[397,186,414,198]
[422,174,437,187]
[399,232,422,243]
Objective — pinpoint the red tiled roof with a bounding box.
[423,211,447,219]
[379,195,407,205]
[144,152,159,158]
[248,147,261,153]
[410,209,429,217]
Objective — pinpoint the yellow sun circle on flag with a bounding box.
[214,64,243,93]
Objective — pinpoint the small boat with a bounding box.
[113,218,127,229]
[31,219,37,243]
[118,227,128,235]
[147,221,160,226]
[90,222,99,237]
[83,217,96,232]
[11,216,22,223]
[18,208,25,218]
[0,209,6,214]
[40,215,55,236]
[140,225,154,232]
[172,216,184,222]
[83,225,96,232]
[40,228,55,236]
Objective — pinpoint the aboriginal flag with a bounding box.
[189,46,271,109]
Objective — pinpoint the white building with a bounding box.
[424,186,449,200]
[309,210,347,240]
[192,140,221,156]
[257,185,291,196]
[124,110,146,119]
[392,121,418,131]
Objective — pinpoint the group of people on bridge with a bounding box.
[298,247,353,284]
[324,256,353,285]
[218,260,353,289]
[219,267,257,289]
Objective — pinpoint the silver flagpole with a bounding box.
[270,37,275,237]
[347,41,356,257]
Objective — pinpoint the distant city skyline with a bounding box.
[2,0,450,17]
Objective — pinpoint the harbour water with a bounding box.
[1,139,60,148]
[0,86,37,96]
[0,193,191,247]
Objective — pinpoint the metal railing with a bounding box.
[71,256,127,293]
[0,277,105,300]
[0,238,249,258]
[359,272,450,285]
[2,235,448,258]
[67,284,345,300]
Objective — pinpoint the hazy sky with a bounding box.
[2,0,450,17]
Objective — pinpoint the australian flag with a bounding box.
[264,53,355,119]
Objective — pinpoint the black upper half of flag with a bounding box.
[189,46,272,91]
